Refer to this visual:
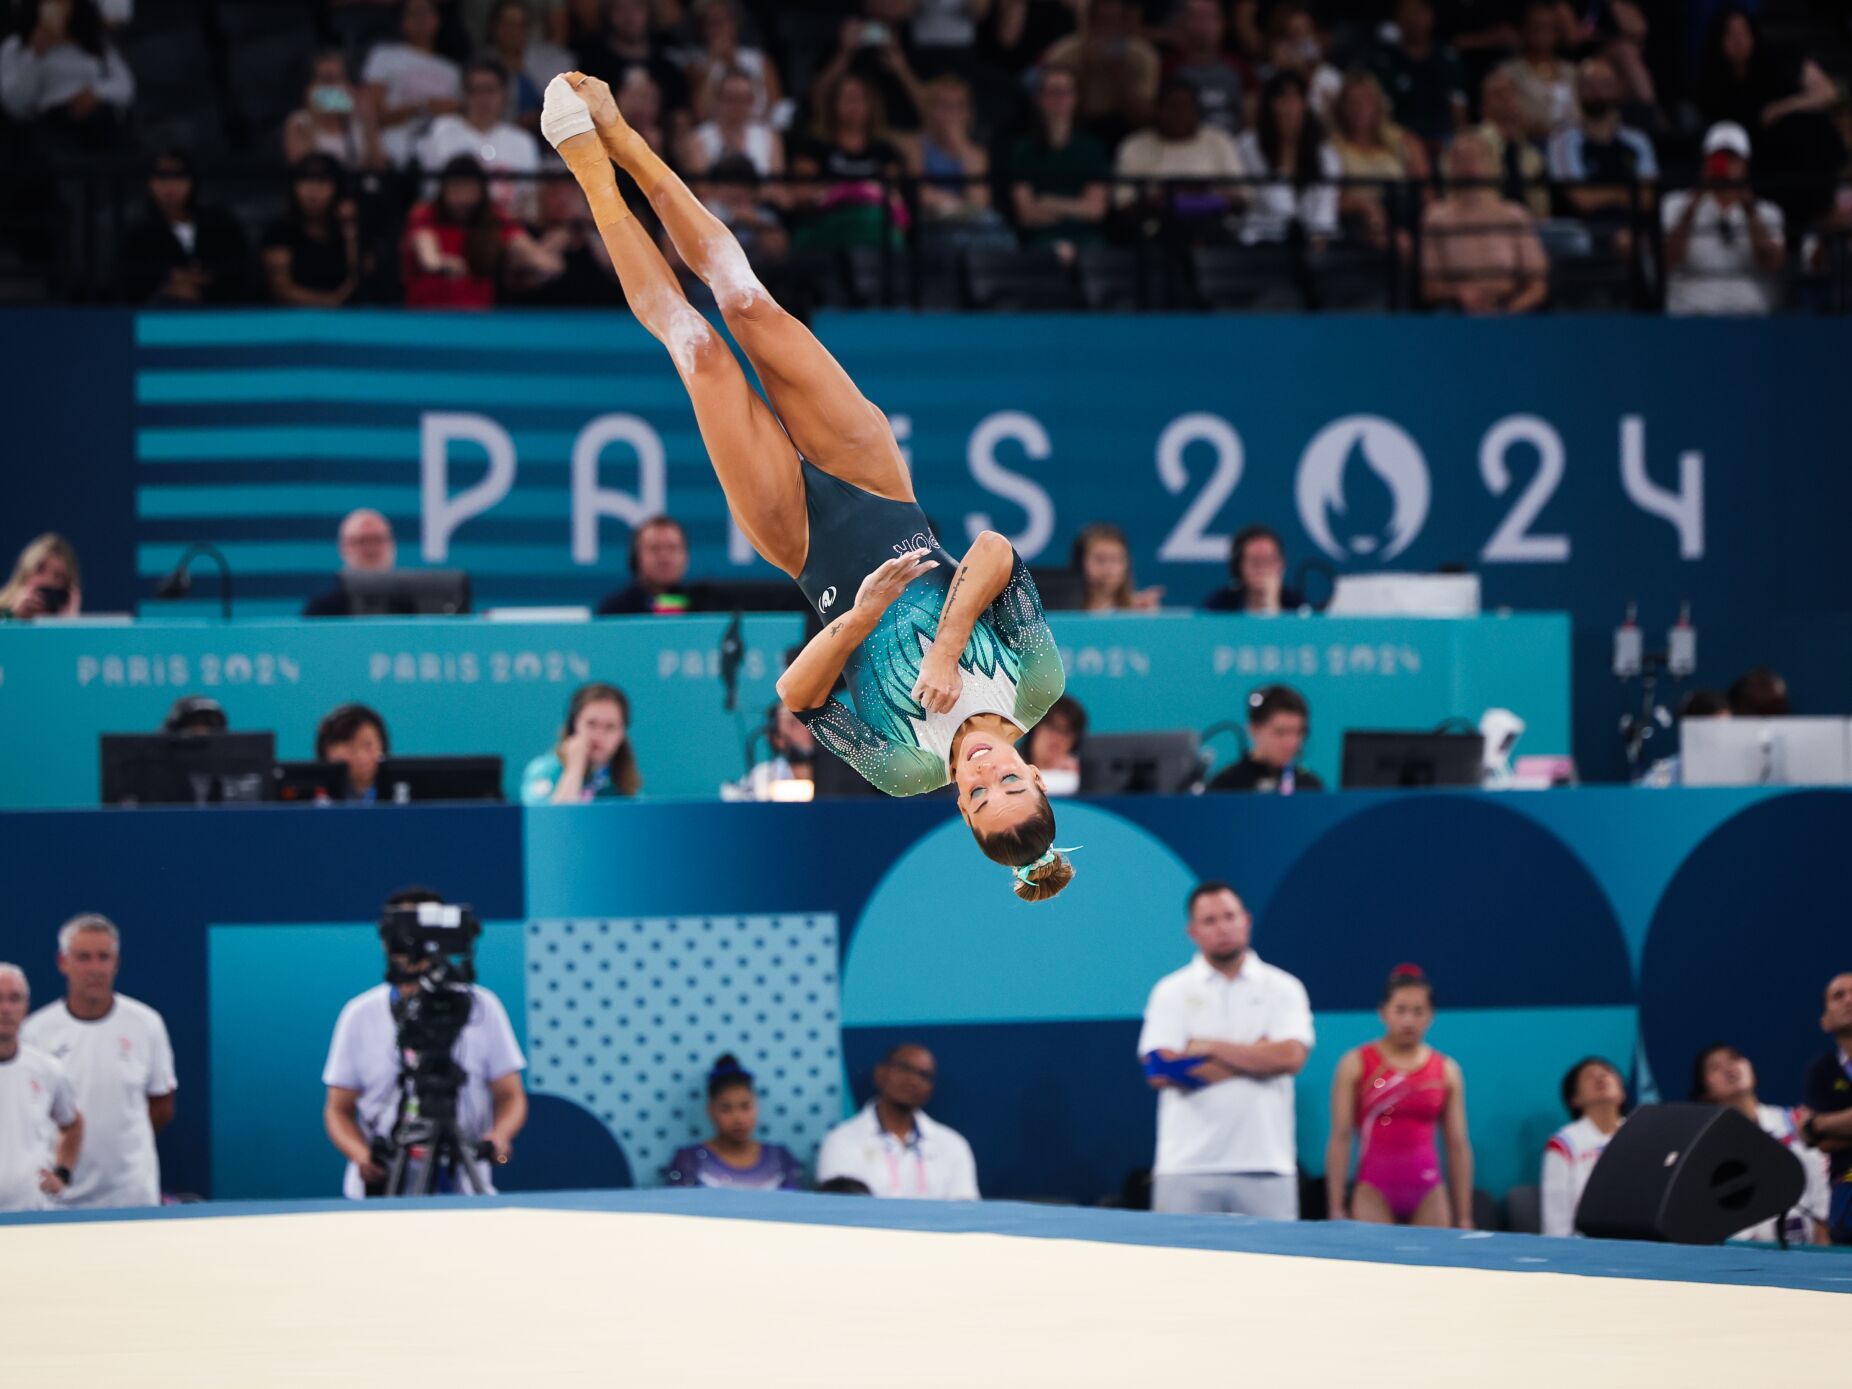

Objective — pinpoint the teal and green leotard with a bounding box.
[790,461,1066,797]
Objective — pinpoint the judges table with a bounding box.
[0,611,1568,807]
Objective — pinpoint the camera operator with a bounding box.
[321,888,526,1197]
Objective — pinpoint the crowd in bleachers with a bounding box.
[2,0,1850,310]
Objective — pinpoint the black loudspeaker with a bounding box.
[1575,1103,1805,1244]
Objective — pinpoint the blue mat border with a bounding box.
[3,1189,1847,1295]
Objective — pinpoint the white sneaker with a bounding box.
[540,75,595,151]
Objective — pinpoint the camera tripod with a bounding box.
[371,1057,495,1197]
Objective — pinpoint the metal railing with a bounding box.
[3,163,1847,314]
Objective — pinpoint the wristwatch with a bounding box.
[52,1165,72,1185]
[1801,1116,1820,1145]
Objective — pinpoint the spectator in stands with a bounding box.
[1540,1056,1627,1237]
[264,156,363,308]
[1696,7,1843,241]
[305,508,397,616]
[1139,881,1314,1218]
[114,150,254,307]
[1474,65,1549,220]
[597,514,691,614]
[315,703,391,803]
[1258,2,1340,126]
[419,60,543,222]
[1423,130,1548,313]
[1368,0,1468,150]
[401,154,561,308]
[729,703,819,801]
[905,0,992,82]
[815,1043,979,1200]
[682,66,783,182]
[1009,64,1111,259]
[284,50,385,170]
[809,8,925,137]
[512,172,622,304]
[22,914,176,1209]
[980,0,1080,76]
[1162,0,1246,137]
[904,73,1006,245]
[1330,69,1430,252]
[1546,57,1658,253]
[1691,1042,1830,1244]
[1236,70,1340,246]
[1497,0,1578,141]
[554,0,604,50]
[574,0,689,122]
[663,1054,805,1190]
[1021,692,1085,797]
[362,0,465,168]
[1663,122,1785,316]
[521,681,641,803]
[1207,683,1324,793]
[683,0,782,126]
[1325,965,1473,1227]
[1727,665,1790,717]
[1112,80,1245,236]
[1203,523,1301,613]
[484,0,572,131]
[790,72,907,251]
[1595,0,1659,135]
[0,962,83,1213]
[1802,973,1852,1243]
[322,887,527,1197]
[1434,0,1523,76]
[0,532,80,620]
[0,0,134,145]
[1071,522,1163,612]
[1639,687,1729,787]
[1042,0,1160,147]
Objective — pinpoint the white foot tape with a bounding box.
[541,75,595,151]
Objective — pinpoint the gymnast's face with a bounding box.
[955,737,1046,836]
[1379,985,1433,1048]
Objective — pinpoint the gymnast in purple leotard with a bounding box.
[1324,965,1476,1228]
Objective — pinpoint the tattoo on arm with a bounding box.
[829,622,842,638]
[943,565,970,614]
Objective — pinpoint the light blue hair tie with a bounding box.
[1014,845,1083,885]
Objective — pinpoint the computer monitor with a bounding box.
[1340,731,1485,789]
[375,756,505,803]
[274,760,351,803]
[685,579,811,614]
[100,732,277,806]
[340,569,472,616]
[1680,718,1852,787]
[1079,731,1205,795]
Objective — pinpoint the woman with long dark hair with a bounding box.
[662,1055,805,1191]
[1236,69,1340,244]
[401,153,558,307]
[546,72,1074,901]
[264,154,362,306]
[115,148,254,305]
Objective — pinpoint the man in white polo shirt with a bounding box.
[21,914,176,1209]
[816,1043,979,1200]
[0,962,85,1213]
[1138,880,1314,1218]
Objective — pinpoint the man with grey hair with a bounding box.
[1,962,84,1212]
[304,508,397,616]
[21,915,175,1209]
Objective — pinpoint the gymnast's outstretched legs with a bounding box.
[563,73,913,506]
[546,82,807,576]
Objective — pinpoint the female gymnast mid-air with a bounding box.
[543,73,1073,902]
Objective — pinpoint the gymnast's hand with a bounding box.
[911,642,961,715]
[854,549,937,620]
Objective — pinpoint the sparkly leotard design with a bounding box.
[790,461,1065,797]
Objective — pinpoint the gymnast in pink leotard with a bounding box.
[1324,965,1475,1228]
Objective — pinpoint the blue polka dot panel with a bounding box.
[524,915,843,1187]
